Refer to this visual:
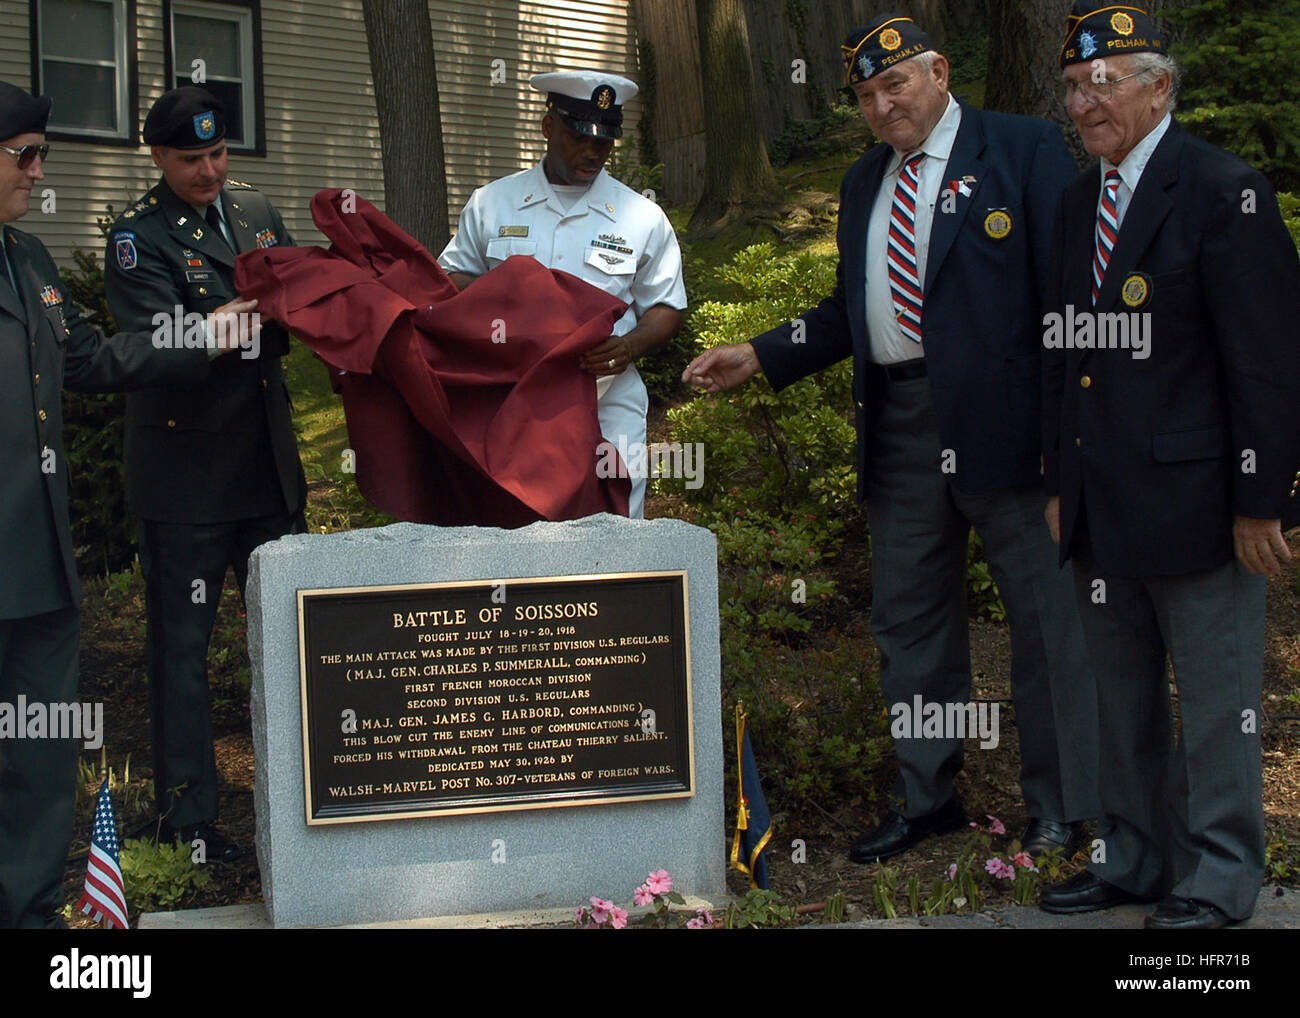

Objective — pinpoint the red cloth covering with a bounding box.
[234,188,630,526]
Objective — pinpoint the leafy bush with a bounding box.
[120,838,213,914]
[668,243,857,559]
[60,234,136,578]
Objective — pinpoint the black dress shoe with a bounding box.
[1144,896,1236,930]
[1040,870,1158,914]
[1021,818,1083,858]
[849,795,966,864]
[162,821,242,864]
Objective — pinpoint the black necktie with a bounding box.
[205,203,231,250]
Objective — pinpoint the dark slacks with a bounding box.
[1072,548,1265,920]
[0,605,81,928]
[866,376,1098,821]
[140,510,303,830]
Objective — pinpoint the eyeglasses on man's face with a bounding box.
[0,143,50,169]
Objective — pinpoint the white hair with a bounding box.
[1132,51,1180,112]
[910,50,941,74]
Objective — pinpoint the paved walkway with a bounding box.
[820,886,1297,929]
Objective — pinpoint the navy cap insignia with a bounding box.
[1120,272,1151,308]
[983,209,1012,239]
[594,85,614,110]
[113,231,138,270]
[880,28,902,51]
[194,111,216,141]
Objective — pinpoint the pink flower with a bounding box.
[633,885,653,907]
[644,869,672,895]
[609,906,629,930]
[574,906,585,920]
[984,857,1014,880]
[589,896,613,924]
[695,907,715,926]
[686,916,708,929]
[947,863,958,880]
[987,815,1006,836]
[1012,852,1036,870]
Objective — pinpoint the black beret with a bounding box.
[842,14,934,85]
[143,86,226,148]
[1060,3,1165,68]
[0,80,51,140]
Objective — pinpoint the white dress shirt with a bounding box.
[865,93,962,365]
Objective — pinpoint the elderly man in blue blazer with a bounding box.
[685,13,1097,862]
[1040,3,1300,929]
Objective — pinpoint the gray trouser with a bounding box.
[866,376,1098,821]
[1073,548,1265,920]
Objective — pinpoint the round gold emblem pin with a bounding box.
[880,28,902,51]
[984,210,1012,239]
[1111,12,1135,35]
[1121,273,1150,307]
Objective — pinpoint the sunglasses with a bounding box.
[0,143,50,169]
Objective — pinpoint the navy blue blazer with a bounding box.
[752,101,1077,498]
[1043,120,1300,578]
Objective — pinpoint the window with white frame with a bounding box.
[167,0,258,150]
[35,0,133,139]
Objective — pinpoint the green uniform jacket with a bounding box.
[0,226,210,620]
[104,178,305,523]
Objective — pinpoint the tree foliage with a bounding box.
[1166,0,1300,193]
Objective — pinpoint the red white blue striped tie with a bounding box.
[1091,170,1121,305]
[888,152,925,344]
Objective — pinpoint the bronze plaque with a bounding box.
[297,571,694,823]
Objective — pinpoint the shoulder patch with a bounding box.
[112,231,138,271]
[225,178,255,190]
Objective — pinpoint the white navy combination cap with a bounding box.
[530,70,638,139]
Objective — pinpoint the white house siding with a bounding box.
[0,0,639,266]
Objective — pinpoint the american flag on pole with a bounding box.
[77,779,129,929]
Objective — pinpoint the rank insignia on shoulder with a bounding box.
[499,226,530,238]
[1120,271,1151,308]
[39,284,62,307]
[255,228,278,249]
[113,231,138,270]
[983,209,1012,239]
[123,209,135,218]
[226,178,253,190]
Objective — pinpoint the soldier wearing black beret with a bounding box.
[0,80,254,927]
[103,86,306,864]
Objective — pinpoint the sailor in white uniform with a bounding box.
[439,70,687,518]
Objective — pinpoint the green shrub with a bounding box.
[60,235,136,578]
[120,837,213,914]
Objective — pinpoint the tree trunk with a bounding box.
[688,0,780,230]
[362,0,450,253]
[985,0,1079,160]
